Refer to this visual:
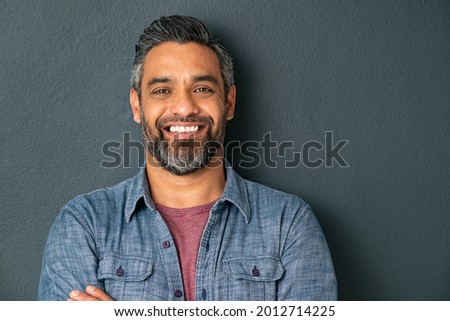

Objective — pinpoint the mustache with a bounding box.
[156,115,214,130]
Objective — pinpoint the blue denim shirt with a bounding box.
[38,164,337,300]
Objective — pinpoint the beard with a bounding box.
[140,108,227,176]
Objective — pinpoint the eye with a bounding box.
[152,88,171,95]
[194,87,214,96]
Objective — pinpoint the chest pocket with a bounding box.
[222,256,284,300]
[97,255,153,300]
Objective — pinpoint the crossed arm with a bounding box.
[42,200,336,301]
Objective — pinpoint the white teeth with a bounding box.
[169,126,199,133]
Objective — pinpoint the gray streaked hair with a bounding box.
[131,15,234,98]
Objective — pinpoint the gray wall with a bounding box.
[1,0,449,300]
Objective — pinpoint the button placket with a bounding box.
[154,210,184,301]
[197,207,223,301]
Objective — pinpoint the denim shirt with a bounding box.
[38,164,337,301]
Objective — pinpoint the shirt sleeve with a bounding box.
[38,206,103,300]
[277,203,338,300]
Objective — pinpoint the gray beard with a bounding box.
[140,111,226,176]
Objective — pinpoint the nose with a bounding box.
[169,90,199,116]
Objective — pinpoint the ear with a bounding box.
[130,88,141,123]
[226,85,236,121]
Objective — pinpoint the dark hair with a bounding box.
[131,15,234,97]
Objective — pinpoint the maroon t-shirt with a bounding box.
[155,201,214,301]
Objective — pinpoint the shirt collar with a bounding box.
[125,159,251,223]
[125,166,154,222]
[218,160,251,223]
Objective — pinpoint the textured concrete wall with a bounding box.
[1,0,449,300]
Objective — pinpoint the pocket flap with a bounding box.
[223,256,284,281]
[98,255,152,281]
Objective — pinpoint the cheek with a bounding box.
[205,98,227,121]
[141,103,166,124]
[210,111,227,134]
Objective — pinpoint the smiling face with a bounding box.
[130,42,236,175]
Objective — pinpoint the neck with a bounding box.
[145,154,226,209]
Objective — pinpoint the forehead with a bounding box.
[142,42,222,80]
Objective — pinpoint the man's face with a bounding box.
[130,42,236,175]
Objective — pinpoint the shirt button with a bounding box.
[252,266,260,277]
[174,290,183,298]
[116,267,125,277]
[162,241,170,248]
[202,289,207,300]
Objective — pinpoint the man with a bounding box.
[38,15,337,301]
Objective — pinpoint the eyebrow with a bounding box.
[193,74,219,85]
[147,77,172,87]
[147,74,219,88]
